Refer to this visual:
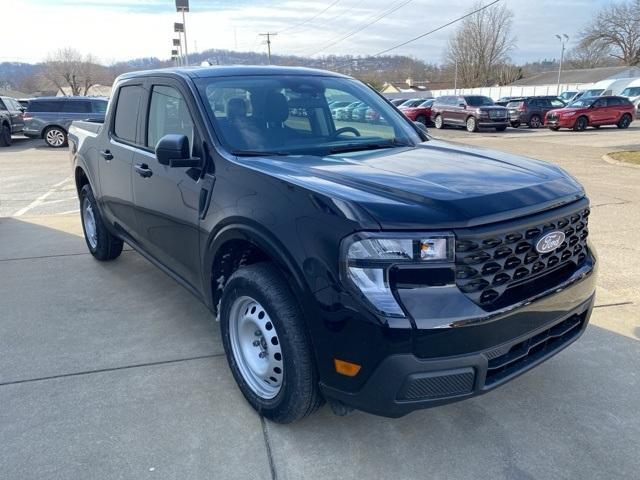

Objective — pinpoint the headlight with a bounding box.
[562,111,576,117]
[341,233,454,317]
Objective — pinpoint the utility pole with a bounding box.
[556,34,569,95]
[259,33,277,64]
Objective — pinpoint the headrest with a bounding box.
[227,98,246,120]
[264,91,289,123]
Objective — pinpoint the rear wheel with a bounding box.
[573,116,588,131]
[0,124,11,147]
[220,263,323,423]
[44,126,67,147]
[79,184,123,261]
[529,114,542,128]
[617,113,632,129]
[510,121,520,128]
[466,116,478,132]
[434,114,443,129]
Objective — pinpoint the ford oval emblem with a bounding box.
[535,231,566,254]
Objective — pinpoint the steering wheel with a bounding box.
[333,126,361,138]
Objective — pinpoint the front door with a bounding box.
[131,81,202,289]
[590,98,609,124]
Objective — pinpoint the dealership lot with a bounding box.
[1,128,639,479]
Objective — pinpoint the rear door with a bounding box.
[98,81,143,238]
[131,78,203,288]
[5,98,25,132]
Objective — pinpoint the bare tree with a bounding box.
[444,2,516,87]
[567,41,613,69]
[580,0,640,66]
[495,64,523,85]
[41,48,105,96]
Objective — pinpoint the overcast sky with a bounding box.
[6,0,611,65]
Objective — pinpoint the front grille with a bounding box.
[548,113,558,121]
[484,312,585,386]
[455,206,590,310]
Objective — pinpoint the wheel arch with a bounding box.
[203,220,311,317]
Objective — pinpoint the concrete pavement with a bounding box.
[1,131,639,479]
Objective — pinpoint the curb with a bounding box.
[602,153,640,169]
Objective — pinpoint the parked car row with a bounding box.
[392,92,635,133]
[0,95,108,147]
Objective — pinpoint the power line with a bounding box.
[278,0,342,34]
[304,0,415,57]
[372,0,502,56]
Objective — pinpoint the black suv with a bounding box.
[69,66,597,423]
[0,96,25,146]
[507,96,567,128]
[431,95,509,132]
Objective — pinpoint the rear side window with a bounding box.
[28,100,62,113]
[0,99,6,110]
[113,85,142,143]
[61,101,91,113]
[92,100,108,113]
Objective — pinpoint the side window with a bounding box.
[92,100,108,114]
[146,85,194,152]
[113,85,142,143]
[593,98,606,108]
[608,97,620,106]
[550,99,565,108]
[62,101,91,113]
[0,99,6,111]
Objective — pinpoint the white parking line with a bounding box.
[13,177,72,217]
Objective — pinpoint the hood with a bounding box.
[234,139,584,230]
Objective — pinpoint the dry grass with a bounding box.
[609,151,640,165]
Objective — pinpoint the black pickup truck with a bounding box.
[69,66,596,423]
[0,96,25,146]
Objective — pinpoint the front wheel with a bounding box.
[44,126,67,147]
[0,124,11,147]
[573,116,588,131]
[466,116,478,132]
[434,114,443,129]
[79,184,124,261]
[617,113,632,129]
[529,114,542,128]
[220,263,323,423]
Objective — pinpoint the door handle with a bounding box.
[134,163,153,178]
[100,150,113,160]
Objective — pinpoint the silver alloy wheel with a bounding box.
[467,117,476,132]
[82,196,98,249]
[530,115,541,128]
[229,296,283,399]
[45,128,65,147]
[434,115,443,128]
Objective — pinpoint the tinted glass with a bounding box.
[569,98,595,107]
[113,85,142,142]
[147,85,194,152]
[61,100,91,113]
[621,87,640,97]
[27,100,62,112]
[92,100,108,113]
[196,75,420,156]
[593,98,607,108]
[550,99,565,108]
[0,98,6,110]
[506,101,524,108]
[419,99,434,107]
[465,96,494,106]
[582,89,604,98]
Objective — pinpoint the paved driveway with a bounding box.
[1,130,639,479]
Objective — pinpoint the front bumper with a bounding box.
[319,252,596,417]
[477,118,509,128]
[545,116,575,128]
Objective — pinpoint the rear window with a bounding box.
[506,101,524,108]
[113,85,143,143]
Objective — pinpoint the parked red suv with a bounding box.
[399,98,434,125]
[545,96,635,131]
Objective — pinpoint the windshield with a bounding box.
[581,89,604,98]
[568,98,594,108]
[419,99,434,107]
[559,92,576,100]
[465,96,494,106]
[195,75,421,156]
[621,86,640,97]
[400,99,424,107]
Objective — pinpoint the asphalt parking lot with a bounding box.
[1,127,639,480]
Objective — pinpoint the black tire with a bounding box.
[416,114,427,126]
[510,121,520,128]
[79,184,123,261]
[44,126,67,148]
[434,114,444,129]
[529,114,542,128]
[549,126,560,131]
[617,113,632,129]
[466,116,478,132]
[0,123,11,147]
[573,116,588,131]
[495,126,507,132]
[220,263,323,424]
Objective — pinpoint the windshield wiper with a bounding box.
[328,140,413,154]
[230,149,289,157]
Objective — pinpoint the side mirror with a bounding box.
[155,134,200,168]
[413,121,428,135]
[458,103,466,108]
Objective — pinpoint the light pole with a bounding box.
[556,34,569,95]
[259,33,277,64]
[176,0,189,65]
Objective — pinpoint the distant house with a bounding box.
[510,66,640,86]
